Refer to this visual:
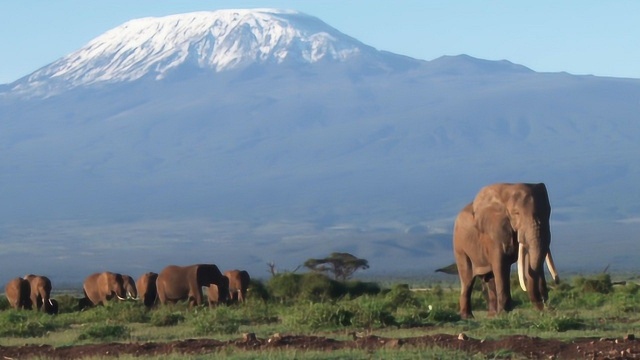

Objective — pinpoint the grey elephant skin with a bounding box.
[156,264,228,307]
[454,183,559,319]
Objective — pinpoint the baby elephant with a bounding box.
[224,270,251,303]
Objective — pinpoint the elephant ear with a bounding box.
[474,203,513,249]
[472,184,511,234]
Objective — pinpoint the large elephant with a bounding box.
[136,272,158,308]
[454,183,559,319]
[81,271,127,307]
[5,277,32,310]
[24,274,55,314]
[156,264,229,307]
[224,270,251,303]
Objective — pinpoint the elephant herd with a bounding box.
[4,264,251,313]
[5,274,58,314]
[6,182,558,320]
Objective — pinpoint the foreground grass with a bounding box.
[1,274,638,359]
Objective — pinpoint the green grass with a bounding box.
[1,273,639,358]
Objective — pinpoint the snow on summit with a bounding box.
[13,9,366,93]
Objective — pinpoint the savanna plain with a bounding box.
[1,272,640,359]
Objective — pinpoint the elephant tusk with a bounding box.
[545,251,560,284]
[48,299,54,306]
[517,242,527,292]
[117,295,127,301]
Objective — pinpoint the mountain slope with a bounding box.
[9,9,415,96]
[1,10,640,282]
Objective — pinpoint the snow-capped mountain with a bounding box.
[11,9,393,95]
[1,9,640,283]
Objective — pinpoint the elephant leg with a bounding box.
[539,273,549,304]
[456,254,475,319]
[492,255,513,313]
[483,275,498,317]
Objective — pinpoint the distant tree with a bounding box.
[304,252,369,281]
[435,263,458,275]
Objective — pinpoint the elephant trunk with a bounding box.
[523,221,549,310]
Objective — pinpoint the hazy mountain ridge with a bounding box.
[1,9,640,283]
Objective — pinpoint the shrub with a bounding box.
[343,280,381,297]
[55,295,82,314]
[74,301,148,323]
[78,323,130,341]
[348,297,396,328]
[151,310,185,327]
[283,302,353,330]
[483,312,528,330]
[534,314,586,332]
[112,301,150,323]
[428,307,461,323]
[384,284,419,308]
[393,307,431,328]
[299,273,345,301]
[0,311,58,337]
[267,273,303,302]
[247,279,270,302]
[190,306,241,335]
[0,296,9,311]
[620,282,640,295]
[573,274,613,294]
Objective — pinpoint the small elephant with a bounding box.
[207,275,230,307]
[24,274,55,313]
[136,272,158,308]
[5,277,32,310]
[156,264,229,307]
[80,271,127,308]
[224,270,251,303]
[122,274,138,300]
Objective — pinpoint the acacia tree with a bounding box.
[303,252,369,281]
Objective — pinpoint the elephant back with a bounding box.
[196,264,224,287]
[137,272,158,307]
[5,277,32,309]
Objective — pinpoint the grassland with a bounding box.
[0,273,639,359]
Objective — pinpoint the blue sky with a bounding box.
[1,0,638,84]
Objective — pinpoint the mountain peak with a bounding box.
[11,9,370,94]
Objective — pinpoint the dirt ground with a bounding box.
[1,332,639,359]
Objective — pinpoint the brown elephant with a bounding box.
[136,272,158,308]
[80,271,127,307]
[454,183,559,319]
[224,270,251,303]
[24,274,55,314]
[5,277,32,310]
[156,264,229,307]
[207,275,230,307]
[121,274,138,300]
